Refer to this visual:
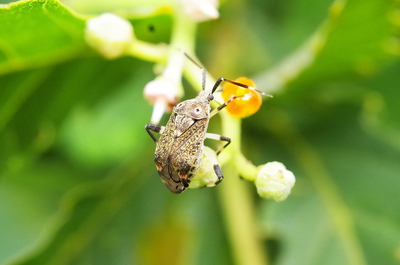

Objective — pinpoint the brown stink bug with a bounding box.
[145,53,269,194]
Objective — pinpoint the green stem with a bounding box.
[217,113,268,265]
[127,40,169,62]
[235,152,259,182]
[169,6,196,53]
[179,21,267,265]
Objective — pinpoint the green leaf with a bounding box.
[259,106,400,265]
[1,159,147,265]
[254,0,397,94]
[359,62,400,150]
[0,57,154,173]
[0,158,92,264]
[297,0,396,81]
[59,61,155,168]
[0,0,88,74]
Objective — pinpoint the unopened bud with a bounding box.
[144,76,181,123]
[255,161,295,201]
[189,146,220,188]
[181,0,219,22]
[85,13,134,59]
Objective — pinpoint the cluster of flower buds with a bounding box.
[84,3,296,201]
[84,0,221,122]
[191,149,296,201]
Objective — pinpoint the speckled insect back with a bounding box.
[153,91,212,193]
[145,53,271,194]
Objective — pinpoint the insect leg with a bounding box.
[213,164,224,185]
[203,146,224,185]
[209,94,243,118]
[145,123,166,143]
[209,77,272,118]
[205,133,231,155]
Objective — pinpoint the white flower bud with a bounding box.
[144,50,186,124]
[255,161,295,202]
[189,146,220,188]
[85,13,134,59]
[143,76,181,124]
[182,0,219,22]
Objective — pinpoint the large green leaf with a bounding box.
[0,57,153,173]
[259,103,400,265]
[0,0,88,75]
[0,158,93,264]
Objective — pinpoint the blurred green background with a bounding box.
[0,0,399,264]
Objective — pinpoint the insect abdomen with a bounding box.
[154,117,207,193]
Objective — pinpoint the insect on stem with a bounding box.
[145,52,272,193]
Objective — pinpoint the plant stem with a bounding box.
[182,32,268,265]
[217,114,268,265]
[127,40,169,62]
[169,6,196,53]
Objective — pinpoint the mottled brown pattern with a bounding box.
[145,62,266,193]
[153,92,211,193]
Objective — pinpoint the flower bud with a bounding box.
[144,50,185,123]
[85,13,134,59]
[255,161,295,201]
[181,0,219,22]
[143,76,181,124]
[189,146,220,188]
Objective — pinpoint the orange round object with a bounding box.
[221,77,262,118]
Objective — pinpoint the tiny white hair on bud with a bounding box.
[85,13,134,59]
[181,0,220,22]
[255,161,296,202]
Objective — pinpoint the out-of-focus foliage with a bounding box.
[0,0,399,265]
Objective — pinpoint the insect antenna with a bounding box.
[211,77,273,97]
[183,52,207,91]
[182,52,272,98]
